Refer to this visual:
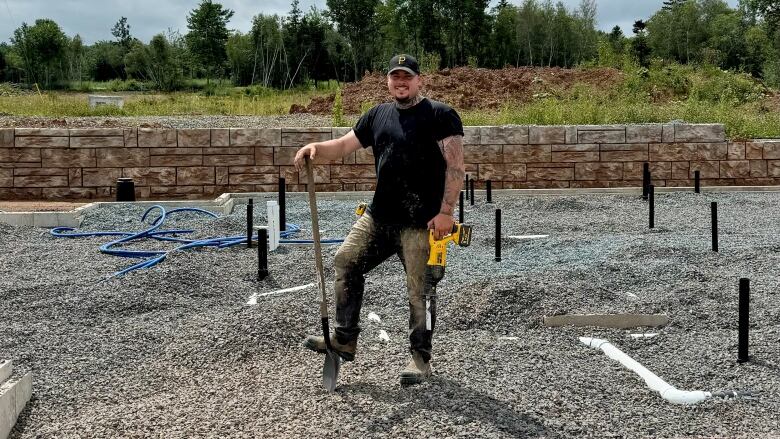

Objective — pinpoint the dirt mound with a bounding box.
[302,66,624,114]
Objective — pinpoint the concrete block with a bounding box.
[15,136,69,148]
[0,129,13,148]
[462,126,480,145]
[15,128,68,137]
[210,129,230,147]
[480,126,528,145]
[0,360,10,384]
[177,129,211,147]
[33,212,61,227]
[332,127,352,139]
[281,130,332,147]
[478,163,527,181]
[577,129,626,144]
[88,95,124,108]
[564,126,577,144]
[0,370,32,439]
[649,143,728,161]
[529,126,565,144]
[0,213,34,226]
[69,128,124,137]
[674,123,725,142]
[574,162,623,180]
[662,124,675,143]
[503,145,551,163]
[464,144,501,163]
[720,160,750,178]
[543,314,669,328]
[626,124,663,143]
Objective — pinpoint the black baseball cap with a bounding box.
[388,54,420,75]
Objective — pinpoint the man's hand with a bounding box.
[293,144,317,171]
[427,213,455,240]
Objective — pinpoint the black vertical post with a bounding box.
[649,185,655,229]
[247,199,253,248]
[279,177,286,231]
[711,202,718,252]
[694,170,700,194]
[465,174,469,200]
[258,228,268,280]
[486,180,492,203]
[738,278,750,363]
[495,208,502,262]
[459,190,464,224]
[642,163,649,201]
[469,179,475,206]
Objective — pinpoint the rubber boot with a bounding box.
[400,351,432,386]
[302,335,356,361]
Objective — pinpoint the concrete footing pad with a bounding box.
[0,360,32,439]
[543,314,670,329]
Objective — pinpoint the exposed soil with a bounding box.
[302,66,625,114]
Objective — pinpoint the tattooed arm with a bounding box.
[427,134,465,239]
[438,135,466,215]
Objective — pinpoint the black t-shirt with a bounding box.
[353,98,464,227]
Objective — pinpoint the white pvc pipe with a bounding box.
[246,283,314,305]
[508,234,549,240]
[579,337,711,405]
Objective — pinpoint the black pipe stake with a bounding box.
[648,185,655,229]
[459,190,464,224]
[258,228,269,280]
[642,163,649,201]
[247,198,253,249]
[486,180,493,203]
[694,170,700,194]
[711,201,718,252]
[738,278,750,363]
[465,174,469,200]
[279,177,286,231]
[495,208,502,262]
[470,179,475,206]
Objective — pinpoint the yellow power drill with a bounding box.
[424,223,472,330]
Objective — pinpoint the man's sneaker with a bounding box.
[400,352,432,386]
[302,335,356,361]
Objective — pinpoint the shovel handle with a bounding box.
[306,157,328,319]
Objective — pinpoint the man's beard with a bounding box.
[394,93,422,109]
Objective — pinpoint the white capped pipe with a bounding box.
[580,337,710,404]
[629,333,658,339]
[246,283,314,305]
[378,330,390,342]
[508,234,549,240]
[367,312,381,323]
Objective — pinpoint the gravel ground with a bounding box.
[0,115,340,128]
[2,191,779,438]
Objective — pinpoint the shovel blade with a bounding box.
[322,350,341,392]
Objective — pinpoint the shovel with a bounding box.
[305,156,341,392]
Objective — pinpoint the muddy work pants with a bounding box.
[333,213,435,361]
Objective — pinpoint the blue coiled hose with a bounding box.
[50,205,344,279]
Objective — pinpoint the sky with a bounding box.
[1,0,741,45]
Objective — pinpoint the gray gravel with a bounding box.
[0,115,345,128]
[2,191,779,438]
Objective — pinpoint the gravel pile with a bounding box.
[1,191,779,438]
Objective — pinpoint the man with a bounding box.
[293,54,465,386]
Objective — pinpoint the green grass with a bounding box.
[460,98,780,139]
[0,88,332,117]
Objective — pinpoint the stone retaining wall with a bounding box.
[1,124,779,199]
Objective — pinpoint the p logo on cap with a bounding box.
[399,56,406,64]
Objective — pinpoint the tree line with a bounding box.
[0,0,778,90]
